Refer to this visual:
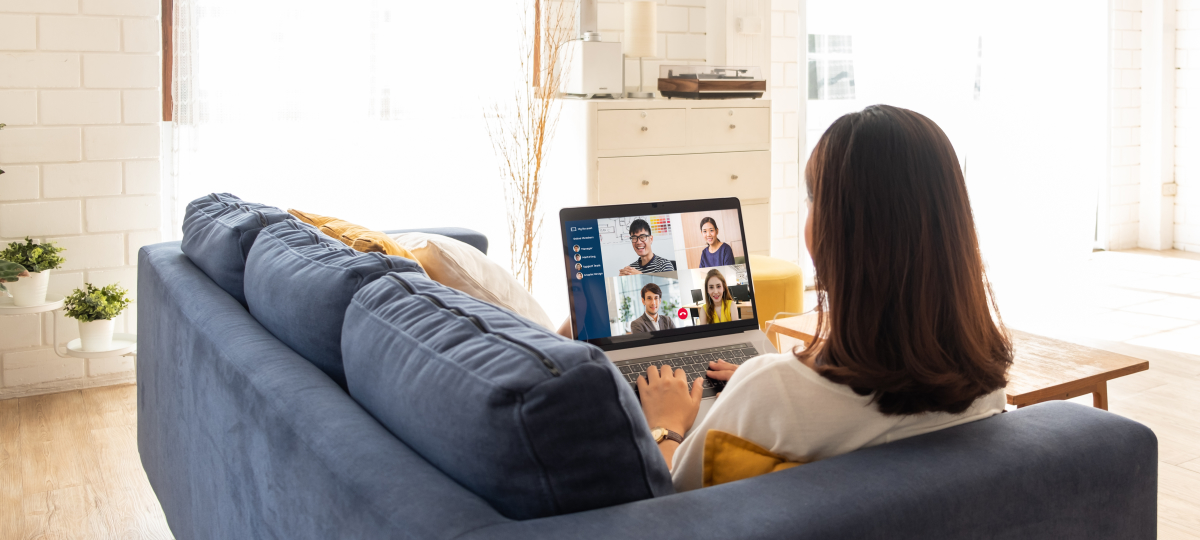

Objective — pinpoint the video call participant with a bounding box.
[629,283,676,334]
[698,217,735,268]
[698,269,741,325]
[619,219,677,276]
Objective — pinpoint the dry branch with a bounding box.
[485,0,576,293]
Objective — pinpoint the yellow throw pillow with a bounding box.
[288,209,419,265]
[701,430,806,488]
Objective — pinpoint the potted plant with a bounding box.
[63,283,130,352]
[0,237,66,307]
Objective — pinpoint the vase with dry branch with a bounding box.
[485,1,575,293]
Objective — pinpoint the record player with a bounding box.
[657,66,766,100]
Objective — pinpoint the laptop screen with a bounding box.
[561,199,758,348]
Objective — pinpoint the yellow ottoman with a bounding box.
[748,255,804,333]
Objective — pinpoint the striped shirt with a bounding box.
[629,254,676,273]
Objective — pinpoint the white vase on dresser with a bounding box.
[560,97,772,256]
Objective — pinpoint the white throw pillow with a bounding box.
[388,232,556,331]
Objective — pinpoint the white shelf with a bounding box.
[0,294,64,315]
[62,333,137,359]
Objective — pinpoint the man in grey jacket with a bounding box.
[629,283,676,334]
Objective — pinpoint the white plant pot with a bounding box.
[78,318,115,352]
[8,270,50,307]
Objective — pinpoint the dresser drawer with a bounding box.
[595,151,770,205]
[597,109,686,151]
[686,107,770,147]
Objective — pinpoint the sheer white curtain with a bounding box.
[804,0,1109,325]
[169,0,525,265]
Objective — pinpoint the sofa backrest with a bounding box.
[181,193,295,306]
[342,272,674,520]
[244,220,423,388]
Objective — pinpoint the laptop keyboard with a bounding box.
[615,343,759,398]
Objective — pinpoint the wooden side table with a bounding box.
[764,312,1149,411]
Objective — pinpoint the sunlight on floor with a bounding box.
[993,249,1200,356]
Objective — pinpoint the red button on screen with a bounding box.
[677,308,688,319]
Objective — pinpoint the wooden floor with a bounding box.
[0,384,172,539]
[996,248,1200,539]
[1,248,1198,539]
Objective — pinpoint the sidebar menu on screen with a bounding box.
[565,220,611,341]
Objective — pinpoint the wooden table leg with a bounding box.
[765,327,781,353]
[1093,380,1109,410]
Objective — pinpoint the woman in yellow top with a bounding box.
[698,269,741,325]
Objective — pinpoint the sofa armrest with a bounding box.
[381,227,488,255]
[459,402,1157,540]
[137,243,506,539]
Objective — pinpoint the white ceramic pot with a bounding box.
[78,318,115,352]
[8,270,50,307]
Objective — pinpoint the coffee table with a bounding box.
[764,313,1149,411]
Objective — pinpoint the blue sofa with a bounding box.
[138,216,1158,539]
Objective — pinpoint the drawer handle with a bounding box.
[729,124,737,129]
[729,110,734,116]
[641,112,647,118]
[642,179,650,186]
[730,174,739,180]
[641,126,648,132]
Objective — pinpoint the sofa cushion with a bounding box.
[389,232,555,331]
[342,272,674,520]
[181,193,296,306]
[245,220,423,387]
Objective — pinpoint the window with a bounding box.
[807,34,856,100]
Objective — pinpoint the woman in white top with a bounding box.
[636,105,1014,491]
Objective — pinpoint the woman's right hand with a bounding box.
[706,359,739,381]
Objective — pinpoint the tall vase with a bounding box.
[77,319,115,352]
[8,270,50,307]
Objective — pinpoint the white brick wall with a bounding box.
[770,0,801,265]
[0,14,36,49]
[1177,0,1200,252]
[0,0,160,398]
[595,0,711,91]
[1110,0,1143,249]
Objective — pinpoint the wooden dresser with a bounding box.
[560,98,772,256]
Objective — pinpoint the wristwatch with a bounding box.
[651,427,684,444]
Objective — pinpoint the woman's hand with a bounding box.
[638,365,703,434]
[705,359,739,381]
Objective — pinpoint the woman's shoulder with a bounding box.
[726,352,875,404]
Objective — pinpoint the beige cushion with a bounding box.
[388,232,555,331]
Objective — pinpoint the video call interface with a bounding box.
[565,209,754,342]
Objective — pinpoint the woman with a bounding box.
[636,105,1013,491]
[698,269,741,325]
[697,217,734,268]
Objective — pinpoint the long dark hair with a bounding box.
[798,105,1012,416]
[702,269,732,323]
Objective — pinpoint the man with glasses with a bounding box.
[619,219,676,276]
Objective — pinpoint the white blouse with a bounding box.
[671,352,1006,492]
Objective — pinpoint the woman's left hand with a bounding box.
[637,365,704,434]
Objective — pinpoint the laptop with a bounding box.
[559,197,779,426]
